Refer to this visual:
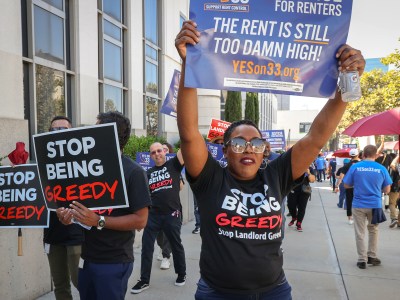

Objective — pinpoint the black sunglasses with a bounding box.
[51,127,69,131]
[150,149,163,156]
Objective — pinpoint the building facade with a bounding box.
[0,0,221,298]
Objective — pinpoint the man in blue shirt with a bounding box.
[315,154,326,182]
[343,145,392,269]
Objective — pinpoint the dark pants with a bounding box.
[194,196,201,228]
[195,277,292,300]
[78,261,133,300]
[317,169,325,181]
[156,232,171,258]
[287,190,310,223]
[141,212,186,283]
[47,244,81,300]
[330,172,336,191]
[337,182,346,208]
[346,188,354,217]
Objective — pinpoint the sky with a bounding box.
[290,0,400,110]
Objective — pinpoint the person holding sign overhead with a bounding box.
[43,116,84,300]
[57,111,151,300]
[175,20,365,299]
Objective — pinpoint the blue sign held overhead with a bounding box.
[186,0,353,98]
[261,130,286,150]
[160,70,180,118]
[343,143,357,149]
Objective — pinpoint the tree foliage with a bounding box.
[245,92,256,123]
[225,91,242,122]
[338,44,400,133]
[244,92,260,126]
[123,135,166,161]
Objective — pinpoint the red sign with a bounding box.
[207,119,231,141]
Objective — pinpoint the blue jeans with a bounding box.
[78,261,133,300]
[337,182,346,208]
[194,196,201,228]
[195,277,292,300]
[140,212,186,282]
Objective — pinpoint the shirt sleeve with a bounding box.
[127,165,152,212]
[343,165,355,186]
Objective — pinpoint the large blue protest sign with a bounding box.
[261,130,285,150]
[160,70,181,118]
[186,0,353,98]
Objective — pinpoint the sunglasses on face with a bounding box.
[51,127,69,131]
[150,149,163,156]
[227,137,266,154]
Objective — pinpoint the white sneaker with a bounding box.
[157,247,163,261]
[348,219,354,225]
[160,257,170,270]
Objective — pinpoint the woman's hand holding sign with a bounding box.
[175,20,200,61]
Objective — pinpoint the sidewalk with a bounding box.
[37,181,400,300]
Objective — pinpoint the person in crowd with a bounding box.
[335,158,351,208]
[338,149,361,224]
[287,166,315,232]
[175,20,365,299]
[131,143,187,294]
[327,157,337,192]
[154,143,174,269]
[57,111,151,300]
[163,142,174,154]
[343,145,392,269]
[44,116,84,300]
[263,141,280,162]
[315,153,326,182]
[388,154,400,227]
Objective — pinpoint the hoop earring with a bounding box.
[219,157,228,168]
[259,159,267,170]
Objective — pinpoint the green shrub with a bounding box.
[123,135,167,161]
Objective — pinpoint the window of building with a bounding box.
[22,0,73,135]
[144,0,160,136]
[99,0,126,113]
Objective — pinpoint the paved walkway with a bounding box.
[38,181,400,300]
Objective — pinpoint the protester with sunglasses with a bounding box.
[43,116,84,300]
[175,20,365,299]
[131,143,187,293]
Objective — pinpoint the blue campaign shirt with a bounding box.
[315,157,325,170]
[343,160,392,208]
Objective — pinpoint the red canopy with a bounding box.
[342,107,400,137]
[332,148,352,158]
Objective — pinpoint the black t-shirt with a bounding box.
[293,166,314,193]
[340,160,360,191]
[187,149,301,294]
[43,212,84,246]
[147,156,184,214]
[82,155,151,263]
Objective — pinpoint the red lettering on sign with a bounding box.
[215,213,282,229]
[0,205,45,220]
[45,180,119,203]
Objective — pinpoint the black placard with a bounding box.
[0,164,49,227]
[33,124,128,211]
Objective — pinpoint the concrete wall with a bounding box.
[0,119,51,300]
